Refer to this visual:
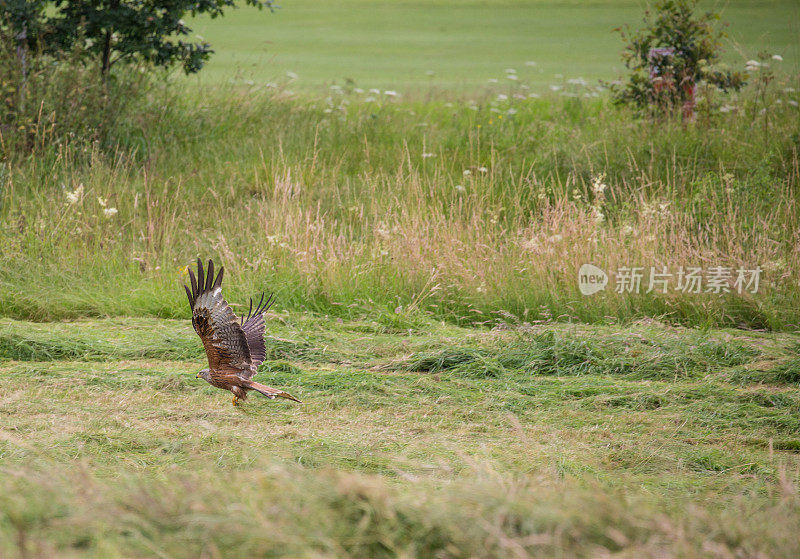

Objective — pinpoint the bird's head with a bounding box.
[196,368,211,381]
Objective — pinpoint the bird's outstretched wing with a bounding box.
[184,258,252,374]
[240,292,274,373]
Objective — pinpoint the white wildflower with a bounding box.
[286,71,298,79]
[422,152,436,159]
[487,78,499,84]
[772,54,783,61]
[506,108,518,115]
[621,224,634,236]
[548,234,563,243]
[384,90,398,97]
[788,100,799,107]
[719,104,735,113]
[97,196,107,207]
[364,96,377,102]
[463,169,472,176]
[549,85,562,91]
[505,68,516,74]
[65,183,84,205]
[369,88,381,94]
[506,74,518,81]
[591,174,607,195]
[478,166,488,174]
[455,184,466,192]
[354,87,364,93]
[103,207,118,218]
[496,94,508,101]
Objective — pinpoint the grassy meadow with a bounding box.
[1,0,800,556]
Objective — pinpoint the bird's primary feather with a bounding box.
[188,258,252,374]
[240,293,274,374]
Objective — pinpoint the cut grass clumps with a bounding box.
[767,357,800,385]
[731,356,800,386]
[391,330,763,381]
[393,333,600,378]
[264,336,344,364]
[0,332,101,362]
[0,320,201,362]
[260,359,305,375]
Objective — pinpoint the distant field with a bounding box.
[185,0,800,92]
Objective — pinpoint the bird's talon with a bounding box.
[232,396,238,406]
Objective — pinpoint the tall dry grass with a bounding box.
[1,74,798,327]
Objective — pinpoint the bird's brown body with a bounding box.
[184,258,300,406]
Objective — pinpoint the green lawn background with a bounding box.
[185,0,800,92]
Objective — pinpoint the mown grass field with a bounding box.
[2,1,800,556]
[186,0,800,91]
[2,315,800,556]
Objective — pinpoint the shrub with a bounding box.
[610,0,746,114]
[0,33,149,157]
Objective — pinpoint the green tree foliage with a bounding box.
[0,0,274,75]
[611,0,746,112]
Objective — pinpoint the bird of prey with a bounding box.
[184,258,300,406]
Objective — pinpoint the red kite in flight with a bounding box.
[184,258,300,406]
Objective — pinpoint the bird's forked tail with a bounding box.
[246,380,301,403]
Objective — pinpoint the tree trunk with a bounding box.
[101,30,112,79]
[15,26,28,110]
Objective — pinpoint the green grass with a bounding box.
[1,316,800,556]
[2,1,798,329]
[185,0,800,91]
[2,78,799,328]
